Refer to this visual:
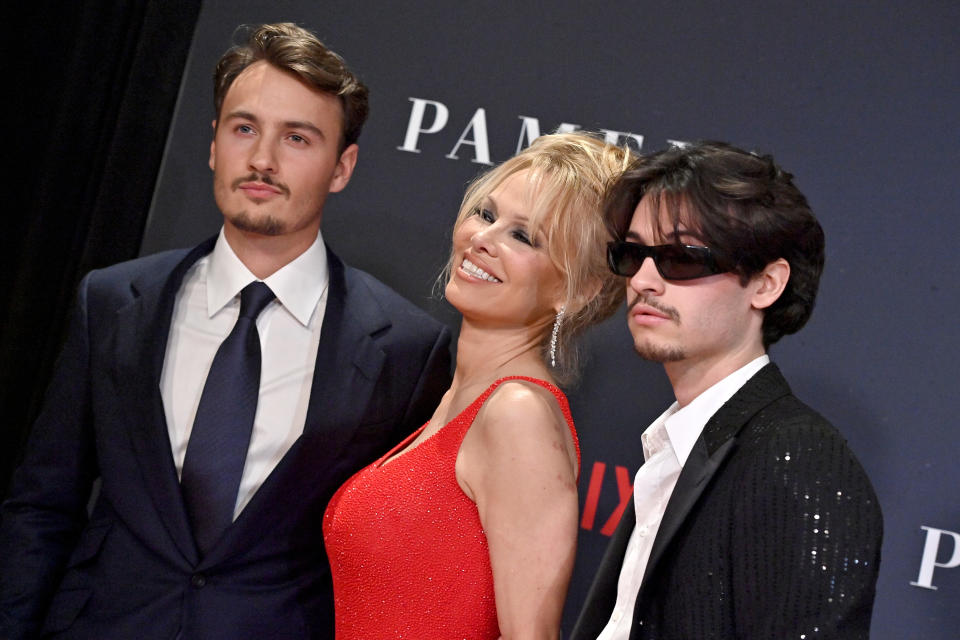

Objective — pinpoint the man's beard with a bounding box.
[218,171,293,236]
[633,339,686,363]
[228,210,286,236]
[627,293,684,362]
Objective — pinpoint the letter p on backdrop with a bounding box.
[910,526,960,590]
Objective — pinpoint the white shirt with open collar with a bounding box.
[597,354,770,639]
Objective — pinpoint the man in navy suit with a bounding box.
[572,142,882,639]
[0,23,450,639]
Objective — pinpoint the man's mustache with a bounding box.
[232,173,291,197]
[626,293,681,324]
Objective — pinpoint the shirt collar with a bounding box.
[641,404,679,462]
[206,228,329,326]
[647,354,770,467]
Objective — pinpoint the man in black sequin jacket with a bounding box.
[572,141,882,640]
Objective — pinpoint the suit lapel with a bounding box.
[299,249,388,441]
[639,435,735,590]
[639,364,792,590]
[114,238,216,566]
[204,249,389,565]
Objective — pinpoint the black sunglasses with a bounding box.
[607,241,728,281]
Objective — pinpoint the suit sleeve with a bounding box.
[733,414,883,639]
[0,273,100,640]
[395,324,452,439]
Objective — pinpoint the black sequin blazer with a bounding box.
[572,363,883,640]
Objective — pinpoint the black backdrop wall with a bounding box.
[2,0,201,503]
[7,1,959,638]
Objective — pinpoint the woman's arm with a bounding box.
[457,381,579,640]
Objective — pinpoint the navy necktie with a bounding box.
[181,281,276,555]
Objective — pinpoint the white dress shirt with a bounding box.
[160,229,329,517]
[597,354,770,639]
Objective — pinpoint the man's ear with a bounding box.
[328,143,359,193]
[751,258,790,310]
[208,120,218,171]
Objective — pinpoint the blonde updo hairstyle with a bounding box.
[444,132,635,384]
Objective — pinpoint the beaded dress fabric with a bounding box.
[323,376,580,639]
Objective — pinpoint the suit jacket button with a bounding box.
[191,574,207,588]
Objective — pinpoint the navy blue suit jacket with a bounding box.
[0,237,452,639]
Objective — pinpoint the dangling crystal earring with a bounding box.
[550,306,565,368]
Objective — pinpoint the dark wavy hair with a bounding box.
[213,23,369,150]
[605,141,825,347]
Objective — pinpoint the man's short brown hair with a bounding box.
[213,23,369,150]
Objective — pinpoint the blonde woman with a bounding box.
[324,133,634,639]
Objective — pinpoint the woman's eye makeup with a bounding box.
[511,229,533,246]
[471,205,538,247]
[475,207,496,222]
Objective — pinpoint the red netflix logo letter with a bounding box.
[580,461,634,536]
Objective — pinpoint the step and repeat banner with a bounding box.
[144,1,958,636]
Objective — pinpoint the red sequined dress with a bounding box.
[322,376,580,639]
